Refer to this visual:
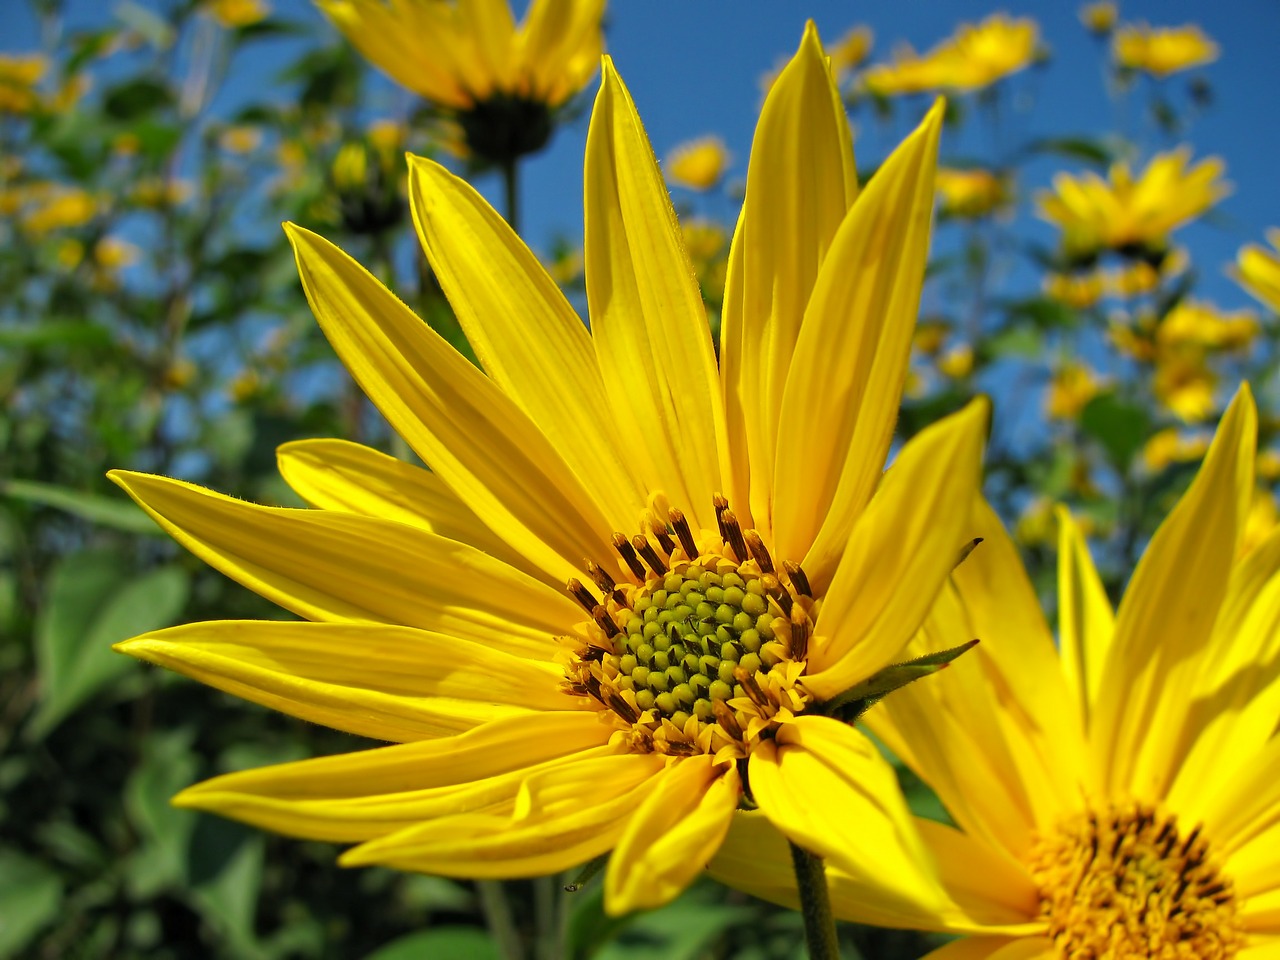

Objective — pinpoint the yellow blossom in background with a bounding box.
[162,358,198,391]
[1113,22,1219,77]
[1232,228,1280,312]
[0,53,48,113]
[20,188,98,235]
[131,177,193,209]
[828,25,873,79]
[937,343,973,380]
[1079,1,1117,35]
[1046,360,1103,420]
[715,391,1280,960]
[665,136,730,192]
[1260,449,1280,482]
[680,218,729,304]
[1153,354,1216,423]
[1140,427,1210,472]
[107,32,984,917]
[1158,299,1259,351]
[543,244,583,288]
[861,14,1039,96]
[1243,487,1278,556]
[912,319,950,356]
[1045,270,1106,309]
[204,0,272,28]
[1037,148,1229,260]
[94,236,141,271]
[935,167,1008,219]
[219,125,263,155]
[55,238,85,270]
[226,369,262,403]
[1049,248,1190,308]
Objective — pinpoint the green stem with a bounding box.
[476,880,525,960]
[788,841,840,960]
[501,156,520,235]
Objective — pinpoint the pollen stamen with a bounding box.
[590,603,621,639]
[789,605,810,661]
[612,532,647,580]
[631,534,668,576]
[762,573,793,617]
[744,530,774,573]
[720,508,748,563]
[586,560,629,607]
[713,494,731,543]
[648,518,675,557]
[668,508,698,559]
[567,578,598,615]
[783,560,812,598]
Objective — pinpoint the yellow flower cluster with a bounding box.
[1233,229,1280,312]
[934,167,1009,219]
[861,14,1039,96]
[1113,22,1219,77]
[665,137,730,192]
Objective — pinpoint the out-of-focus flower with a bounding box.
[543,243,583,288]
[1045,270,1106,309]
[1049,248,1190,308]
[55,238,85,270]
[0,53,47,114]
[1046,361,1104,420]
[331,125,406,235]
[1242,486,1278,556]
[861,14,1039,96]
[1113,22,1219,78]
[935,167,1009,219]
[21,188,98,235]
[1259,449,1280,483]
[317,0,605,164]
[680,218,730,304]
[1232,228,1280,312]
[828,25,873,80]
[107,33,986,918]
[1158,299,1259,351]
[162,358,198,391]
[227,369,261,403]
[1079,1,1117,35]
[1141,427,1210,472]
[219,125,263,155]
[937,343,973,380]
[204,0,271,28]
[912,319,950,356]
[94,236,141,271]
[665,136,730,192]
[1153,354,1216,423]
[1037,148,1229,261]
[131,177,194,208]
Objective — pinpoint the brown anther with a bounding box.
[606,691,640,724]
[591,603,621,639]
[720,508,748,563]
[713,494,731,542]
[632,534,668,576]
[782,560,812,598]
[668,507,699,559]
[581,644,607,662]
[567,578,598,614]
[660,740,699,757]
[712,698,743,740]
[648,518,675,556]
[586,560,629,607]
[789,604,810,661]
[761,573,793,617]
[733,666,769,709]
[956,537,984,568]
[744,530,774,573]
[612,532,647,580]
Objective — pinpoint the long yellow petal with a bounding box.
[518,0,604,106]
[340,753,664,877]
[1055,505,1114,724]
[173,711,615,842]
[276,438,537,578]
[1092,384,1256,800]
[116,621,582,742]
[108,471,578,659]
[286,222,618,586]
[919,940,1046,960]
[748,716,957,916]
[605,756,738,914]
[773,100,945,588]
[407,155,645,532]
[457,0,516,93]
[803,398,987,697]
[584,59,727,533]
[720,22,857,539]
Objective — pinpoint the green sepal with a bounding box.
[564,853,609,893]
[820,639,981,724]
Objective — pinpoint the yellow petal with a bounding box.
[919,940,1048,960]
[584,59,727,532]
[803,397,988,697]
[276,438,538,578]
[340,752,663,877]
[773,100,945,587]
[457,0,516,93]
[1055,505,1114,724]
[720,22,858,537]
[1092,384,1256,800]
[173,711,615,842]
[286,222,617,586]
[518,0,604,106]
[116,620,583,742]
[407,155,645,533]
[605,756,739,914]
[748,716,957,916]
[913,820,1041,928]
[108,471,577,659]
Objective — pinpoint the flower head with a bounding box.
[862,14,1039,97]
[1232,229,1280,313]
[665,135,730,192]
[317,0,603,163]
[1113,21,1219,77]
[935,167,1009,219]
[1079,1,1117,35]
[109,28,987,916]
[716,386,1280,959]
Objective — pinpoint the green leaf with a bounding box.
[362,928,501,960]
[1081,393,1151,471]
[102,77,174,121]
[1023,136,1114,166]
[187,818,265,954]
[0,849,62,958]
[0,321,112,350]
[30,554,190,736]
[124,728,199,898]
[823,640,981,721]
[2,479,160,535]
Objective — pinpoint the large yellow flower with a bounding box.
[316,0,603,161]
[109,29,988,916]
[862,14,1039,97]
[1113,22,1219,77]
[715,385,1280,957]
[1037,147,1229,260]
[1233,229,1280,313]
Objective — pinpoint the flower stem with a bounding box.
[501,156,520,235]
[788,841,840,960]
[476,880,525,960]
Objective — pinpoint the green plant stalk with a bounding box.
[788,841,840,960]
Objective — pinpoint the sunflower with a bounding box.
[1233,229,1280,313]
[714,384,1280,957]
[110,28,985,916]
[1112,22,1219,78]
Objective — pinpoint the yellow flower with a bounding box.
[665,136,730,192]
[317,0,603,163]
[1158,299,1259,352]
[1045,269,1106,308]
[94,236,141,271]
[1233,229,1280,313]
[1141,427,1210,472]
[912,319,950,356]
[109,30,986,917]
[935,167,1008,219]
[862,14,1039,96]
[1243,487,1278,557]
[204,0,271,27]
[937,343,973,380]
[20,188,98,235]
[716,388,1280,960]
[1259,449,1280,482]
[1046,361,1103,421]
[1037,148,1229,260]
[680,218,730,304]
[1079,1,1117,34]
[1153,354,1216,423]
[0,53,47,113]
[828,25,873,79]
[219,125,263,154]
[1113,22,1219,77]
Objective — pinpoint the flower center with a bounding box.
[562,498,818,758]
[1028,804,1243,959]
